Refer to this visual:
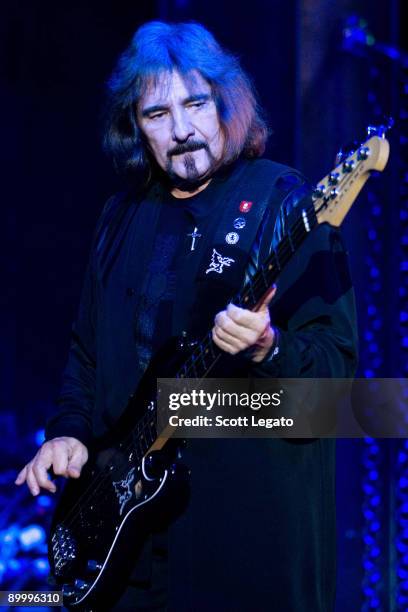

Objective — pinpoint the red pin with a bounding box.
[239,200,253,213]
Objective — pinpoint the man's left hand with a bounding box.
[212,286,277,363]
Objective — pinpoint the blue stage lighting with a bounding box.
[33,557,49,576]
[34,429,45,446]
[36,495,52,509]
[19,525,45,550]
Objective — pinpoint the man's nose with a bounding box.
[172,109,195,142]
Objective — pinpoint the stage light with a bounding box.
[34,429,45,446]
[36,495,52,509]
[33,557,49,576]
[19,525,46,550]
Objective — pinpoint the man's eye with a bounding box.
[188,102,205,109]
[149,112,167,120]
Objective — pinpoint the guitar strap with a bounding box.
[183,159,300,336]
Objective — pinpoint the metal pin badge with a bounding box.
[225,232,239,245]
[233,217,246,230]
[239,201,253,213]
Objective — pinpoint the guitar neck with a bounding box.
[176,197,318,380]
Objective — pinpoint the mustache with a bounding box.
[167,141,209,157]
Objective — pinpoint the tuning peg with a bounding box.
[357,146,370,160]
[335,140,360,165]
[312,185,326,200]
[335,149,347,165]
[342,160,355,173]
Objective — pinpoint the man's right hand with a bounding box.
[15,437,88,496]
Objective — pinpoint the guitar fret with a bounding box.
[198,344,208,372]
[207,334,216,359]
[197,348,208,377]
[260,264,270,289]
[264,259,276,284]
[137,421,148,455]
[247,279,256,305]
[292,221,306,245]
[281,237,295,265]
[177,363,188,378]
[188,354,198,378]
[139,432,146,454]
[287,230,295,253]
[135,439,143,463]
[145,418,154,444]
[272,248,281,271]
[276,242,287,268]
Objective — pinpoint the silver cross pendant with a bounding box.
[187,226,202,251]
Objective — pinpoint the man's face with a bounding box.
[137,70,224,183]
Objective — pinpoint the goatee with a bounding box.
[183,153,200,181]
[165,145,218,192]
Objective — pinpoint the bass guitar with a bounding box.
[49,131,390,610]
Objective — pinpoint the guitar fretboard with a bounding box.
[175,198,318,380]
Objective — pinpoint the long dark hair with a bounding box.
[103,21,269,182]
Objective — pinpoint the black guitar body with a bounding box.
[48,338,191,610]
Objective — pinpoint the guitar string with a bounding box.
[56,164,362,535]
[55,199,327,532]
[180,201,320,376]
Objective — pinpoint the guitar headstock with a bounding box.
[313,134,390,227]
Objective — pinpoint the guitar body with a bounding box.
[49,338,191,610]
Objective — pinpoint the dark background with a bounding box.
[1,0,407,609]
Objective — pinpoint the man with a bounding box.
[16,21,357,611]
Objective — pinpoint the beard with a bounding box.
[183,152,200,181]
[165,142,218,191]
